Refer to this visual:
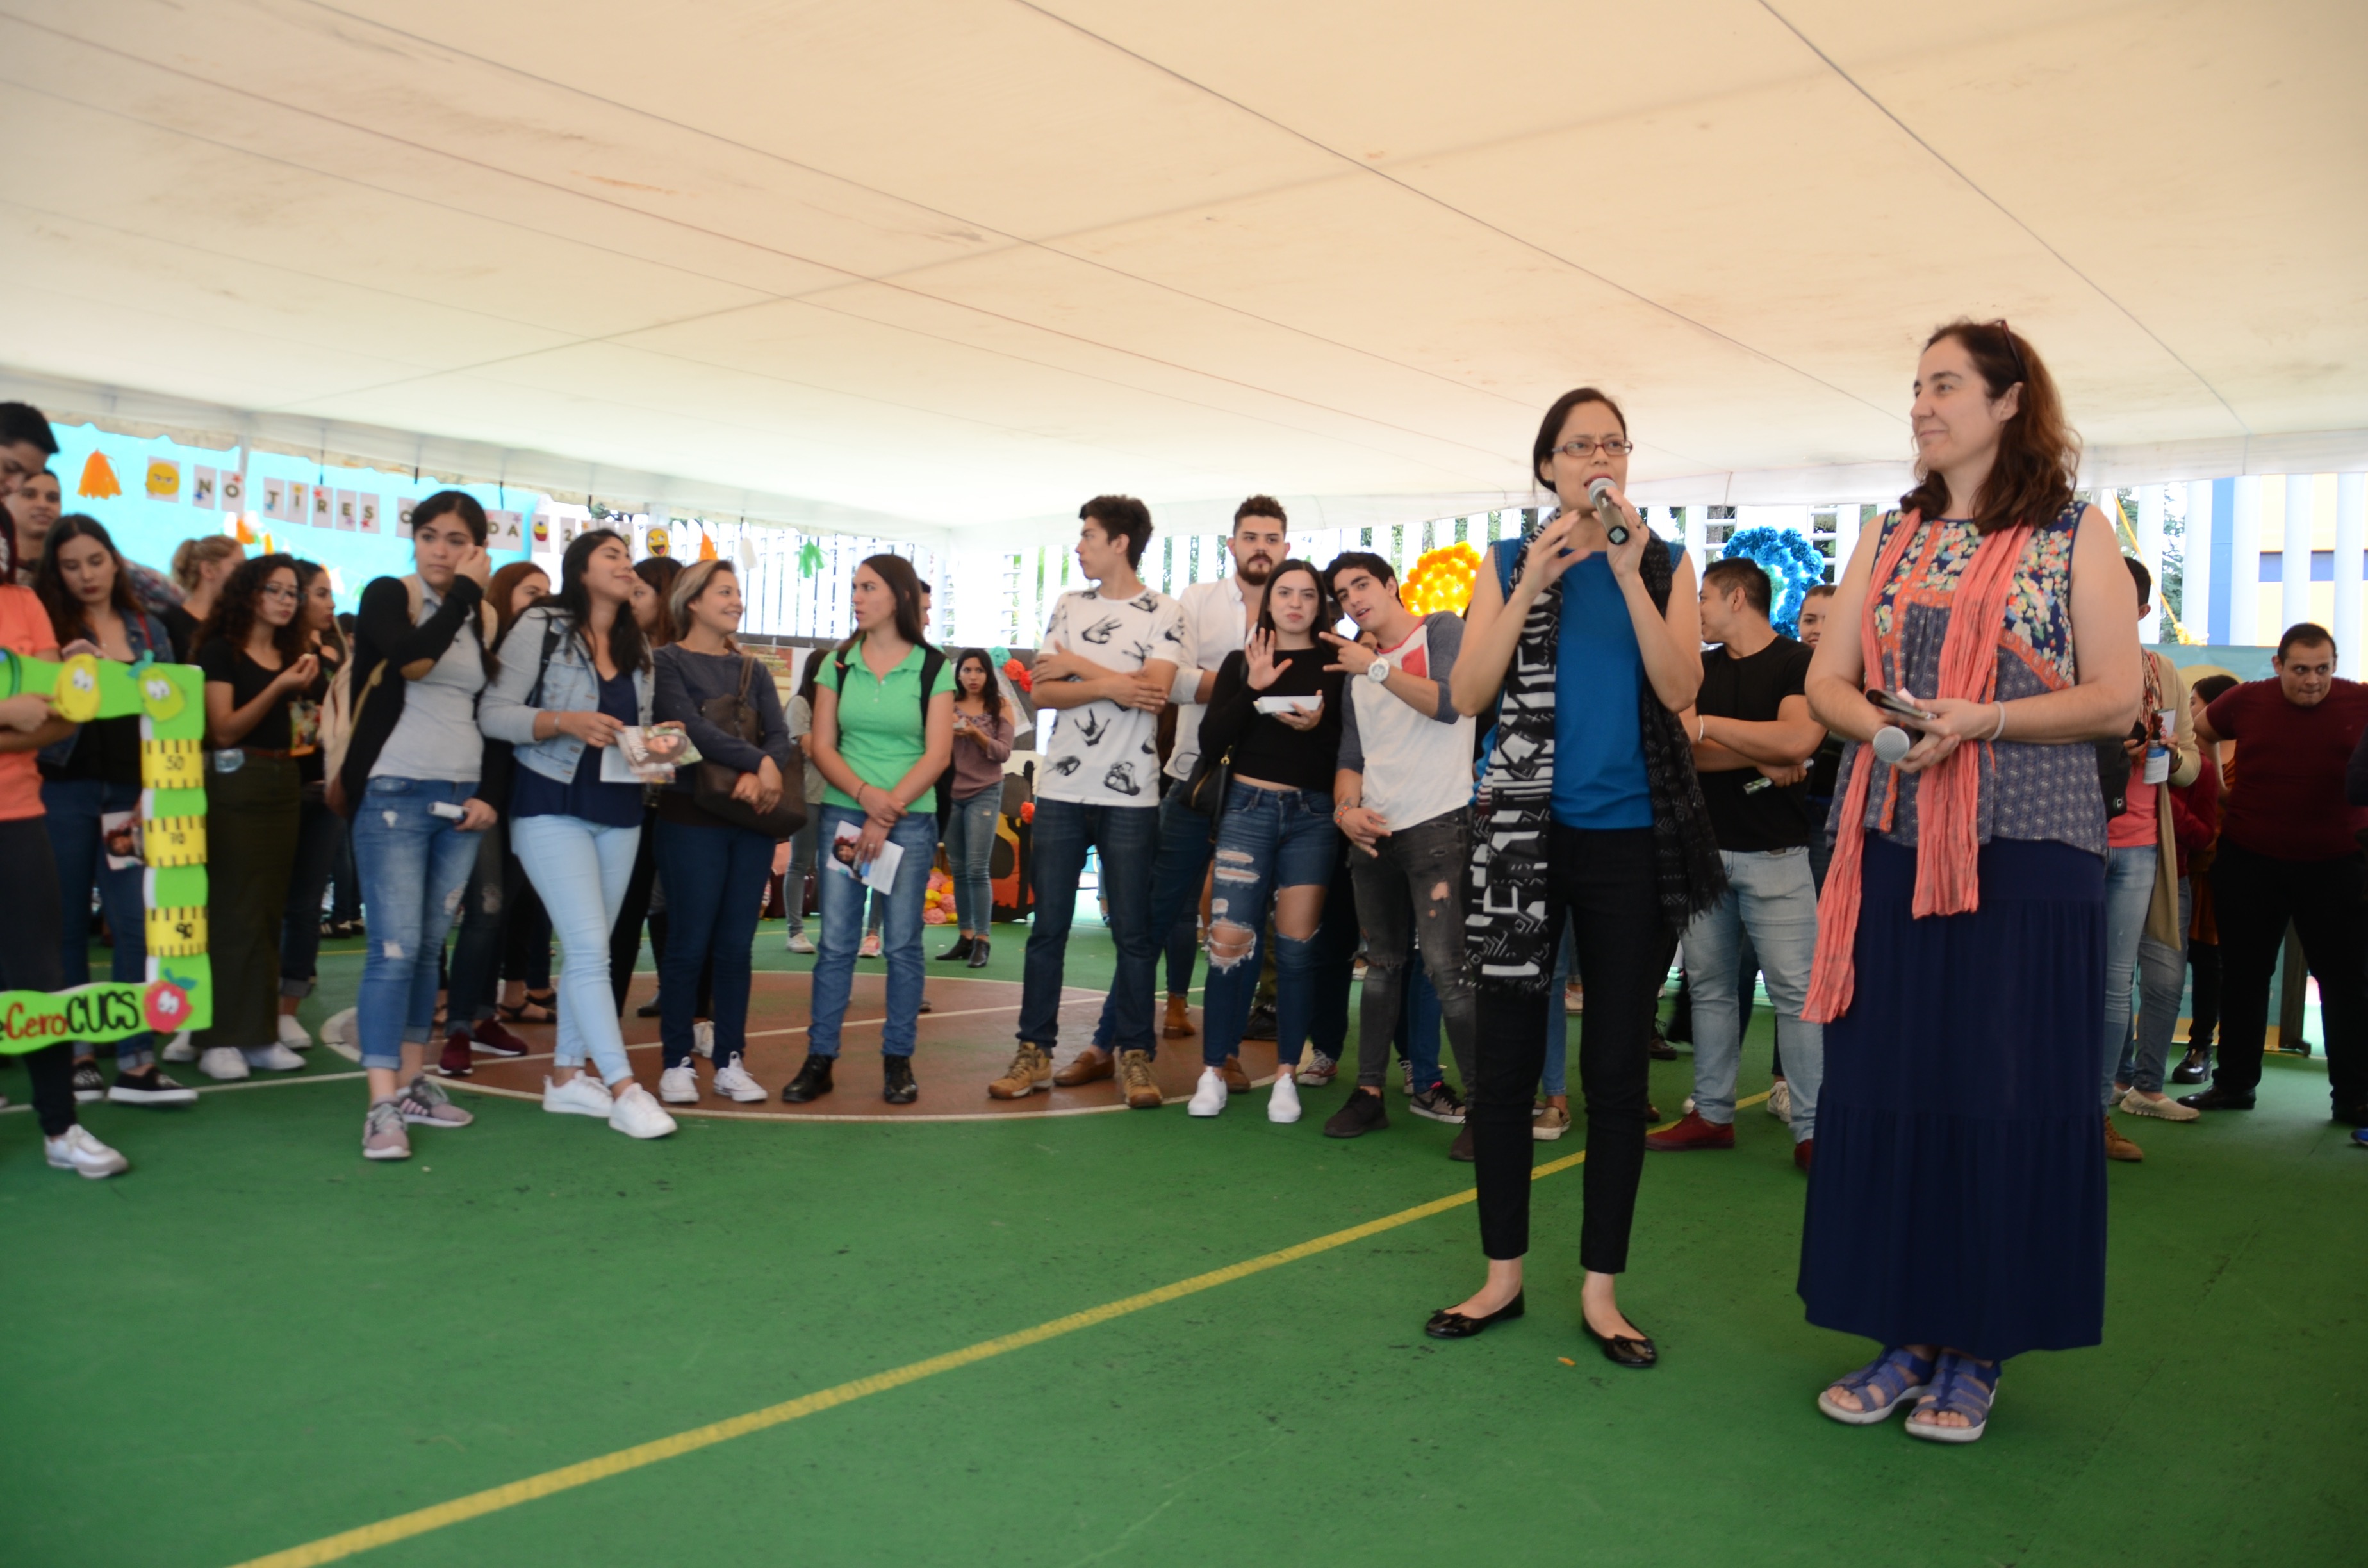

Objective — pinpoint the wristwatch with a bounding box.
[1363,659,1390,685]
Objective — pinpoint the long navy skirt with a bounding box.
[1799,835,2107,1362]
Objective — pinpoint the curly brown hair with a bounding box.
[195,553,310,666]
[1901,319,2078,535]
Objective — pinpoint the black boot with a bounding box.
[781,1053,835,1103]
[883,1054,919,1104]
[935,935,976,963]
[967,936,991,968]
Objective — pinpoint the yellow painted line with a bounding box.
[230,1088,1770,1567]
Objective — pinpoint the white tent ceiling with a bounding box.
[3,0,2363,547]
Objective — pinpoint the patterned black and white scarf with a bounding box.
[1467,523,1727,994]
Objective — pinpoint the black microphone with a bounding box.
[1588,477,1630,546]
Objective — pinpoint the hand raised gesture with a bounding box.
[1244,628,1282,690]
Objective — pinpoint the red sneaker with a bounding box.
[469,1017,530,1058]
[1644,1111,1734,1152]
[436,1031,475,1078]
[1793,1137,1814,1172]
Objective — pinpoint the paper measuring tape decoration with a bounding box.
[0,652,214,1052]
[142,735,204,790]
[144,813,207,867]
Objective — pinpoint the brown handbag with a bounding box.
[691,656,806,838]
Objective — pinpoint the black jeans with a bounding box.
[2208,842,2367,1108]
[2185,939,2221,1054]
[1472,824,1659,1272]
[1349,810,1477,1090]
[1,817,76,1136]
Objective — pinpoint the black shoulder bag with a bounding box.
[692,655,807,838]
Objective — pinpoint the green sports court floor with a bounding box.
[3,923,2360,1567]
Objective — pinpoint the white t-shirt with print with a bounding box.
[1036,585,1184,807]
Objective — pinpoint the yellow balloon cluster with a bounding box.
[1399,542,1481,616]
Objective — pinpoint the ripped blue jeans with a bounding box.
[1199,783,1341,1068]
[349,776,488,1072]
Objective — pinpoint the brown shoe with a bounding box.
[1051,1047,1114,1087]
[988,1043,1053,1100]
[1220,1054,1253,1093]
[1162,993,1195,1039]
[1449,1123,1476,1161]
[1118,1049,1163,1109]
[2103,1112,2144,1163]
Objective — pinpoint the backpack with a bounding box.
[831,641,952,826]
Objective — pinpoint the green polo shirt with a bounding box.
[822,638,955,809]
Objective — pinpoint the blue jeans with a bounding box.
[278,792,346,997]
[349,777,488,1072]
[1679,847,1823,1142]
[810,804,939,1056]
[512,812,643,1082]
[1090,788,1212,1049]
[944,790,999,934]
[2118,875,2191,1096]
[654,817,774,1070]
[2102,844,2158,1108]
[1021,797,1160,1054]
[1200,784,1341,1068]
[43,776,157,1070]
[1394,962,1445,1090]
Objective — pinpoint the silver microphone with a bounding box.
[1587,476,1630,546]
[1872,726,1913,765]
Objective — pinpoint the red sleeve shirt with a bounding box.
[2205,678,2368,862]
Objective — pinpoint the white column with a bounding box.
[2185,480,2215,645]
[2336,472,2365,670]
[2137,486,2164,642]
[2283,473,2315,633]
[2229,476,2262,646]
[1831,504,1860,582]
[1684,505,1707,564]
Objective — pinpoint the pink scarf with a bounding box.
[1804,512,2034,1024]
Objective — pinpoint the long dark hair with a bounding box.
[1900,318,2078,535]
[487,560,548,642]
[837,553,930,655]
[796,645,829,709]
[33,514,141,644]
[953,648,1005,722]
[634,556,684,651]
[555,528,650,673]
[196,553,309,666]
[1253,559,1336,641]
[291,559,347,662]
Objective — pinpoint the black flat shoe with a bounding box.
[883,1054,919,1105]
[2176,1086,2255,1112]
[1582,1315,1658,1368]
[781,1054,835,1104]
[935,936,976,963]
[1424,1291,1524,1339]
[967,937,991,968]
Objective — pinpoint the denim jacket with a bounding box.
[475,603,654,785]
[38,609,174,772]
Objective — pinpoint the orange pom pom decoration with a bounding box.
[1399,542,1481,617]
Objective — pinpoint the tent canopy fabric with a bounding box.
[3,0,2362,545]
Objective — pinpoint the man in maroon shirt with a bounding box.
[2181,623,2368,1124]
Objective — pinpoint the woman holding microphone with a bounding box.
[1800,321,2139,1443]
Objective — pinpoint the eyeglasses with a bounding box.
[1553,437,1634,460]
[1988,319,2029,384]
[258,585,300,601]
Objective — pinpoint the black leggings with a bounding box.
[1,817,76,1138]
[2185,938,2221,1053]
[1472,824,1659,1273]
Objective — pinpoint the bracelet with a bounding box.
[1696,715,1707,744]
[1989,703,2008,741]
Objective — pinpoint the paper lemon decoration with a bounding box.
[52,654,103,722]
[1400,542,1481,616]
[139,669,187,721]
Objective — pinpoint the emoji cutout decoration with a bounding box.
[145,459,181,499]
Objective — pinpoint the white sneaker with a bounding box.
[608,1082,678,1139]
[1768,1080,1792,1122]
[658,1063,700,1105]
[162,1031,196,1063]
[197,1047,251,1081]
[276,1014,313,1050]
[712,1054,768,1104]
[543,1073,614,1118]
[1294,1050,1337,1087]
[1187,1067,1228,1118]
[318,1008,361,1061]
[2121,1087,2202,1122]
[785,932,816,954]
[1682,1095,1697,1115]
[245,1043,307,1073]
[45,1125,129,1179]
[1268,1074,1302,1124]
[692,1019,714,1059]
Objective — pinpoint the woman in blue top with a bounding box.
[1433,388,1722,1368]
[479,528,675,1141]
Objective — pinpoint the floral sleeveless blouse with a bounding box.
[1830,502,2105,856]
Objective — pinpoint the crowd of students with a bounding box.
[7,314,2366,1442]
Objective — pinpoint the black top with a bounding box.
[511,666,644,828]
[1806,732,1844,803]
[49,714,142,785]
[195,640,295,751]
[161,605,200,664]
[652,644,796,828]
[338,575,503,810]
[1198,645,1345,795]
[1697,634,1816,851]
